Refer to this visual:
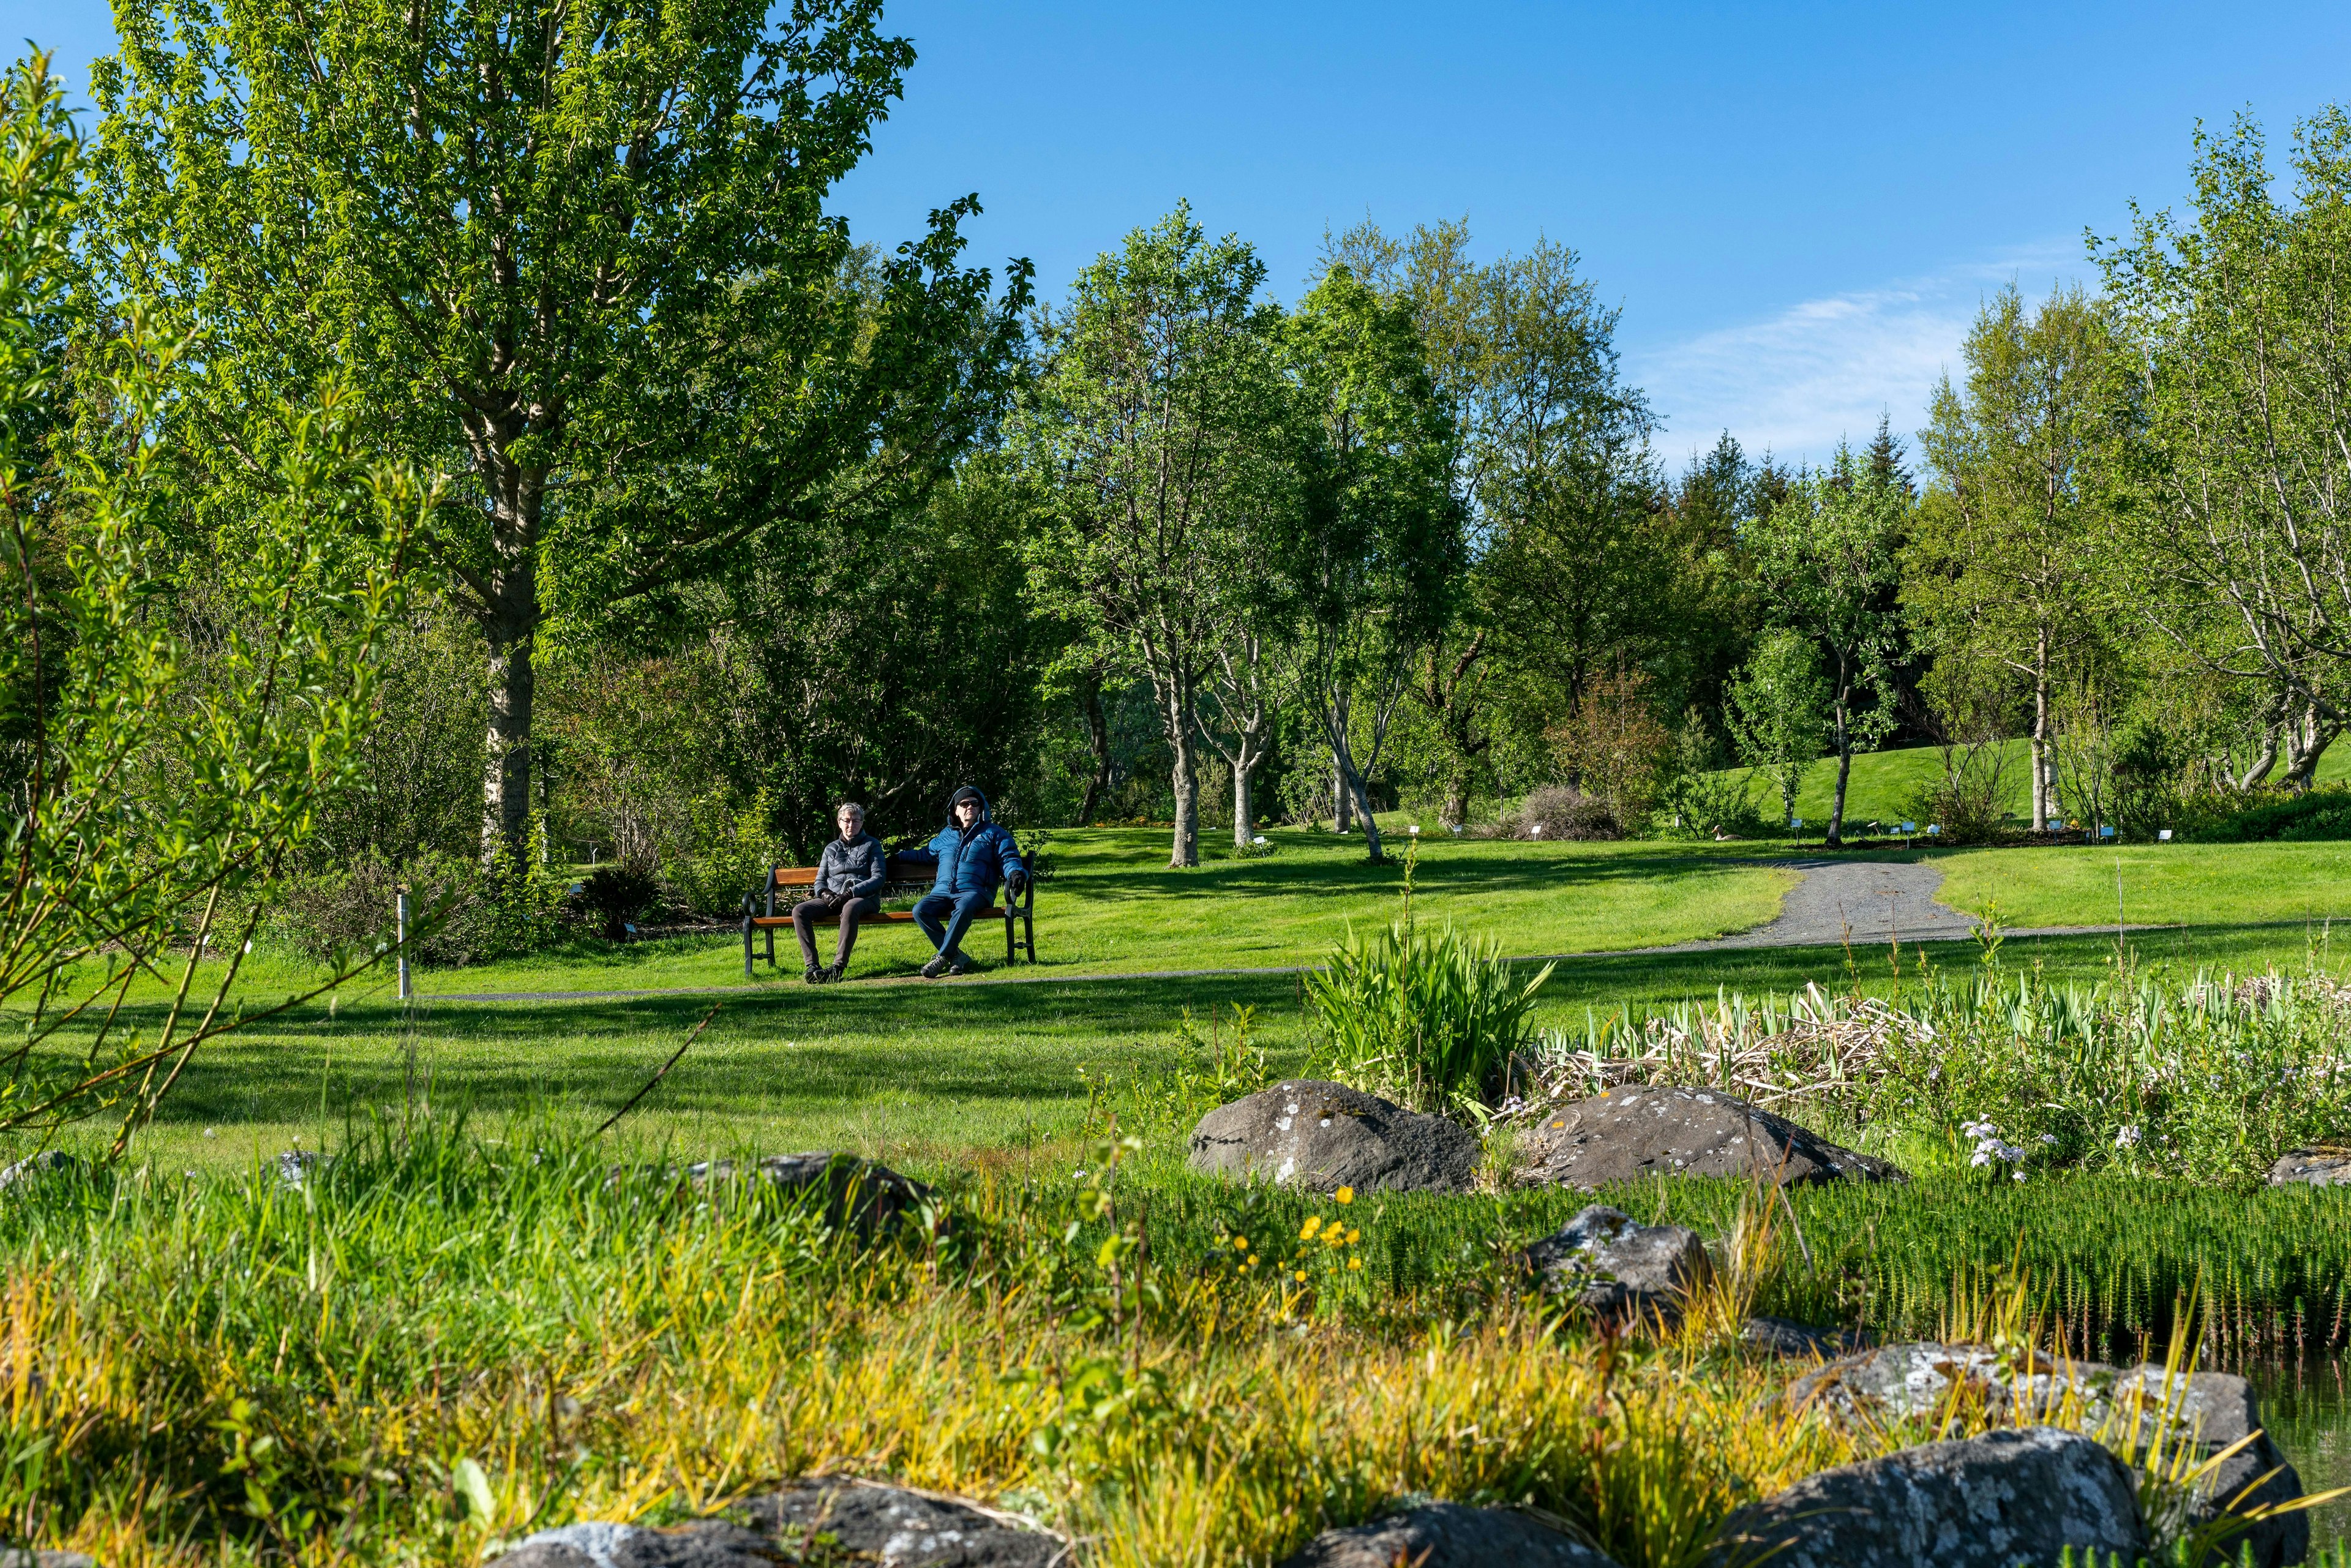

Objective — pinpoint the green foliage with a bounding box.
[1652,710,1768,839]
[1304,850,1554,1116]
[1016,203,1300,869]
[702,463,1057,858]
[1726,628,1828,826]
[91,0,1030,856]
[1744,446,1910,842]
[2186,786,2351,844]
[2099,108,2351,776]
[1543,962,2351,1187]
[0,55,414,1146]
[1283,261,1465,862]
[572,865,662,941]
[0,1117,2340,1565]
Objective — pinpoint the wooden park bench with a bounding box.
[741,855,1037,978]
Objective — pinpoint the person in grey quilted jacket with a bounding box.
[794,801,888,983]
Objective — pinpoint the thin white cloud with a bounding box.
[1631,243,2091,471]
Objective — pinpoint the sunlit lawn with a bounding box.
[19,823,2351,1177]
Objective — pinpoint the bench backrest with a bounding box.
[769,857,934,888]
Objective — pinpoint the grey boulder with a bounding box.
[498,1480,1065,1568]
[1277,1502,1620,1567]
[1784,1344,2305,1566]
[496,1521,774,1568]
[703,1153,931,1234]
[743,1479,1065,1565]
[0,1150,81,1194]
[2269,1148,2351,1187]
[1708,1427,2146,1568]
[2105,1365,2307,1568]
[1524,1204,1712,1324]
[1740,1315,1875,1360]
[1515,1087,1905,1188]
[618,1153,931,1234]
[1188,1081,1479,1193]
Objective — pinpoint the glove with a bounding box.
[1007,869,1029,898]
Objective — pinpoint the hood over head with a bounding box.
[947,784,990,825]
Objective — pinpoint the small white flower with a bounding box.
[202,1127,217,1139]
[2114,1125,2140,1148]
[2040,1134,2058,1145]
[1971,1149,1993,1168]
[2012,1171,2027,1182]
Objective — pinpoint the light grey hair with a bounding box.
[836,801,866,817]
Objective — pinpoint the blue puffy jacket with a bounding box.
[905,787,1026,900]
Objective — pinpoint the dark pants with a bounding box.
[793,892,882,969]
[913,889,992,959]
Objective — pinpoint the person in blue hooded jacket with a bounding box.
[903,784,1028,977]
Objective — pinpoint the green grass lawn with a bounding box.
[1714,735,2351,831]
[166,826,1799,1000]
[1929,839,2351,931]
[19,824,2351,1176]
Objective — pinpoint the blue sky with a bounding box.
[16,1,2351,465]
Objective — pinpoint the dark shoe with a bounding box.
[803,965,824,985]
[947,950,978,977]
[825,961,848,983]
[920,954,951,980]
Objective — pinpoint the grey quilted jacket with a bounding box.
[812,832,889,899]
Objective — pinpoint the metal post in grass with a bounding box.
[396,886,411,1002]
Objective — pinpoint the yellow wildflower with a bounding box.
[1294,1270,1307,1283]
[1232,1236,1248,1250]
[1348,1257,1362,1270]
[1334,1186,1355,1205]
[1347,1228,1361,1245]
[1299,1216,1323,1241]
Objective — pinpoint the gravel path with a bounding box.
[424,858,2147,1003]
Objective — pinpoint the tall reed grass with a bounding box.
[1526,962,2351,1184]
[0,1120,2322,1566]
[1302,846,1553,1117]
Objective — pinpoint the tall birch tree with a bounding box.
[1912,285,2119,830]
[89,0,1026,862]
[1017,206,1295,869]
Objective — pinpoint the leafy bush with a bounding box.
[569,865,661,940]
[659,789,777,918]
[1498,784,1619,841]
[1652,713,1771,838]
[2188,785,2351,842]
[1305,856,1556,1117]
[1902,740,2017,845]
[275,836,570,968]
[2110,716,2185,840]
[1544,671,1671,827]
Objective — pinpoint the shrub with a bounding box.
[274,842,569,968]
[2188,784,2351,842]
[1305,855,1556,1117]
[660,789,778,919]
[1545,671,1673,827]
[1499,784,1619,841]
[1652,712,1770,838]
[569,865,662,940]
[1902,740,2016,845]
[2109,716,2185,840]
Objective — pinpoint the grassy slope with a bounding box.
[1929,840,2351,931]
[1741,735,2351,829]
